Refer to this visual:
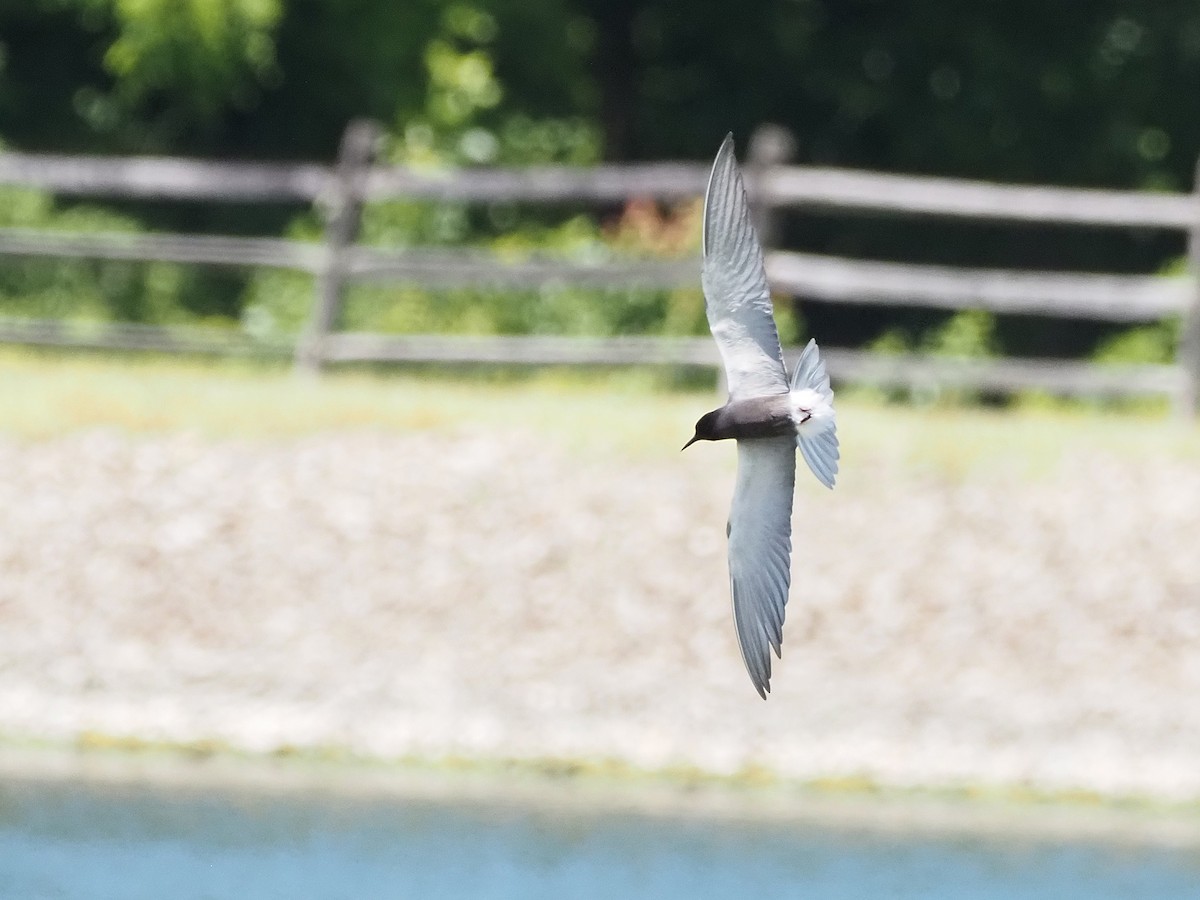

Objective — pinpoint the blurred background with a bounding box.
[3,2,1200,897]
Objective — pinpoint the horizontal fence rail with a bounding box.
[4,149,1193,227]
[1,226,1187,322]
[362,163,709,203]
[344,247,698,289]
[0,316,293,357]
[1,314,1176,401]
[0,153,328,202]
[821,349,1182,397]
[1,120,1198,412]
[0,228,323,270]
[766,252,1191,321]
[758,167,1200,229]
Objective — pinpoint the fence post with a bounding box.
[295,119,381,374]
[746,123,796,251]
[1179,154,1200,419]
[743,124,796,397]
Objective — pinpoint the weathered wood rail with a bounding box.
[1,120,1198,413]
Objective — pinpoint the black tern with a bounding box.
[683,134,839,699]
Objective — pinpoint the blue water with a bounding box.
[2,774,1199,899]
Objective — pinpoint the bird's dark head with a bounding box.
[681,409,722,451]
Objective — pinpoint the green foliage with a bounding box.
[4,1,1199,368]
[391,2,599,168]
[862,309,998,406]
[38,0,284,148]
[0,185,197,326]
[1092,318,1179,365]
[925,309,998,359]
[241,199,704,341]
[866,327,912,357]
[100,0,280,116]
[241,3,682,345]
[868,309,998,359]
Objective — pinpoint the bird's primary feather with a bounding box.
[700,133,789,402]
[728,437,796,698]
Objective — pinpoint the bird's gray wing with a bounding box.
[701,134,789,402]
[791,338,840,489]
[728,436,796,698]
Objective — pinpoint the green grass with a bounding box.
[2,347,1198,475]
[11,731,1200,826]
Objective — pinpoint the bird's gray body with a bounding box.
[685,134,840,699]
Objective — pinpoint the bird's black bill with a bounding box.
[681,434,701,451]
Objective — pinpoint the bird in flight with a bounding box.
[682,134,839,699]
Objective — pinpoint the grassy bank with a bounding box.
[2,346,1198,475]
[5,738,1200,848]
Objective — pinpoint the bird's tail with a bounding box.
[791,339,839,489]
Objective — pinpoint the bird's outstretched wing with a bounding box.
[791,338,839,489]
[728,436,796,698]
[701,134,789,402]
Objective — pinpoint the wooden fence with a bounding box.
[1,119,1198,414]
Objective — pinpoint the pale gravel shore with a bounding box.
[1,426,1199,800]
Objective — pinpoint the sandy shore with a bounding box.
[2,424,1199,801]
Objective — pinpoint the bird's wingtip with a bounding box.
[712,133,736,168]
[703,133,742,259]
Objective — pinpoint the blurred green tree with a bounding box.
[1,1,1199,358]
